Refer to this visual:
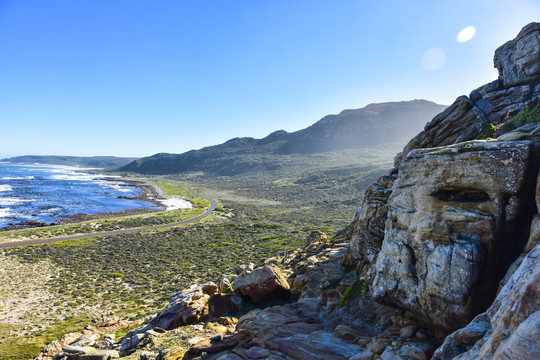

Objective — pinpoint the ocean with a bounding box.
[0,162,161,229]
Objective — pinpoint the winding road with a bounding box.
[0,185,218,249]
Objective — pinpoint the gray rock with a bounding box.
[149,282,218,330]
[232,265,290,305]
[340,175,395,276]
[399,96,483,163]
[434,242,540,359]
[373,140,536,333]
[494,22,540,88]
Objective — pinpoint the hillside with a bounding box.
[119,100,446,175]
[1,155,139,168]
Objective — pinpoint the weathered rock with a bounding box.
[482,84,531,116]
[304,230,327,250]
[188,338,238,355]
[232,265,290,305]
[398,96,484,164]
[373,140,537,333]
[494,22,540,88]
[341,176,395,276]
[207,293,248,319]
[434,242,540,359]
[150,282,218,330]
[62,345,119,360]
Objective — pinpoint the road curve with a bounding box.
[0,185,218,249]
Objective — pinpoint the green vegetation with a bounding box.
[502,104,540,132]
[0,152,391,359]
[338,277,369,308]
[476,122,497,139]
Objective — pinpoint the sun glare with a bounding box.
[457,26,476,43]
[422,48,446,71]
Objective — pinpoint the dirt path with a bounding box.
[0,185,218,249]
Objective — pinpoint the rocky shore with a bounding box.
[34,23,540,360]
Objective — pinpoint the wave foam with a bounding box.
[0,185,12,192]
[0,197,34,206]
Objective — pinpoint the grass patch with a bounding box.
[338,278,369,308]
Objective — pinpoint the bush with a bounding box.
[476,122,496,139]
[501,104,540,133]
[338,278,369,308]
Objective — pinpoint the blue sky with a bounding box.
[0,1,538,157]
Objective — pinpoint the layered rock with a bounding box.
[340,175,395,276]
[149,282,218,330]
[231,265,290,305]
[395,22,540,165]
[433,242,540,359]
[494,22,540,88]
[372,140,537,333]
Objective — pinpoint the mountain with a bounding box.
[120,100,446,175]
[1,155,139,168]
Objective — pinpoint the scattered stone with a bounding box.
[232,265,290,305]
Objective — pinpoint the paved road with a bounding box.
[0,185,218,249]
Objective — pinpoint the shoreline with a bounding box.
[0,173,192,232]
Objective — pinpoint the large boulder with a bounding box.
[149,282,218,330]
[433,242,540,359]
[372,140,538,334]
[232,265,290,305]
[494,22,540,88]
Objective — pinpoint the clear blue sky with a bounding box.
[0,0,538,157]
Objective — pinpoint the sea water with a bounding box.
[0,162,161,229]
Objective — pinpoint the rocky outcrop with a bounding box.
[372,140,538,333]
[149,282,218,330]
[395,22,540,166]
[340,175,395,276]
[494,22,540,88]
[231,265,290,305]
[433,242,540,359]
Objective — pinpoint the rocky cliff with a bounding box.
[36,23,540,360]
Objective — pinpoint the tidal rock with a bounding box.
[494,22,540,88]
[373,140,537,333]
[232,265,290,305]
[433,242,540,359]
[150,282,218,330]
[341,176,394,276]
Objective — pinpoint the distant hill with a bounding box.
[120,100,446,175]
[1,155,139,168]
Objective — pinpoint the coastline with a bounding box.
[0,168,192,231]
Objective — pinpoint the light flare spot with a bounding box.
[457,26,476,43]
[422,48,446,71]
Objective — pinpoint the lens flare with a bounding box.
[457,26,476,43]
[422,48,446,71]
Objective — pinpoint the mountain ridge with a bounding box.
[120,99,446,175]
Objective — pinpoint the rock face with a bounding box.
[149,282,218,330]
[395,22,540,166]
[231,265,290,305]
[494,22,540,88]
[341,175,395,276]
[372,140,537,333]
[433,242,540,359]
